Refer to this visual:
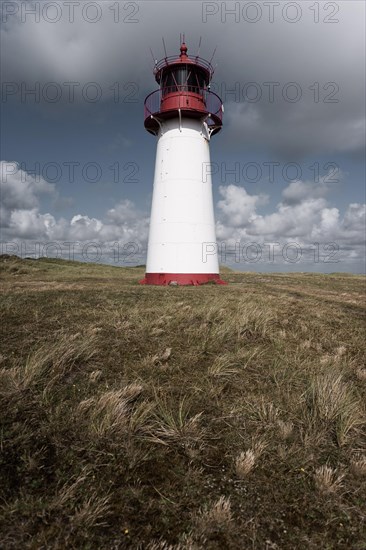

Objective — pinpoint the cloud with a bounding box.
[6,209,56,240]
[69,214,103,239]
[2,202,149,244]
[0,161,55,209]
[281,173,340,205]
[225,101,365,159]
[0,160,56,227]
[217,184,268,227]
[1,161,364,271]
[0,161,149,253]
[1,1,364,157]
[215,181,365,269]
[342,203,366,235]
[106,200,140,224]
[249,198,329,238]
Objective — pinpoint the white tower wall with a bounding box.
[146,117,219,274]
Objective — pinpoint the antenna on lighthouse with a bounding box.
[149,47,157,66]
[208,46,217,66]
[195,36,202,61]
[162,37,168,61]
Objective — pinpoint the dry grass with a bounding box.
[307,371,364,445]
[235,450,256,477]
[147,395,205,454]
[204,496,233,526]
[0,332,97,397]
[194,496,233,542]
[350,455,366,478]
[0,256,365,549]
[314,465,345,494]
[77,384,149,439]
[71,494,111,528]
[208,355,239,378]
[355,367,366,381]
[276,419,294,440]
[235,440,267,478]
[245,398,280,426]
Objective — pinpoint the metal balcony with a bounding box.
[144,86,223,136]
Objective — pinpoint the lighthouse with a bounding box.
[140,41,226,286]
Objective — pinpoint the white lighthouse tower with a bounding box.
[140,41,226,286]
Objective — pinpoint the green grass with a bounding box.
[0,255,365,549]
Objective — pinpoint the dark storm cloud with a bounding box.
[1,0,364,158]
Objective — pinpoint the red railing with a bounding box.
[154,55,214,75]
[144,87,223,126]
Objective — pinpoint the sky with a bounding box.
[1,0,365,273]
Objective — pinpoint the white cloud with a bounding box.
[248,198,328,237]
[215,181,365,269]
[342,203,366,234]
[217,184,268,227]
[106,200,140,224]
[282,173,341,205]
[7,209,56,239]
[1,161,149,253]
[1,161,364,271]
[0,161,56,226]
[70,214,103,239]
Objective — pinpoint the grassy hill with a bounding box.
[0,256,365,549]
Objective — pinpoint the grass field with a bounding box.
[0,255,365,549]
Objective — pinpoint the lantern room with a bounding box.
[144,42,223,136]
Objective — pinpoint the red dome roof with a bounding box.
[154,42,214,84]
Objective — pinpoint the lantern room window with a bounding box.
[161,65,207,96]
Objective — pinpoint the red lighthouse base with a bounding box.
[139,273,227,286]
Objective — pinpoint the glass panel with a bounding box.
[186,69,206,93]
[161,66,207,95]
